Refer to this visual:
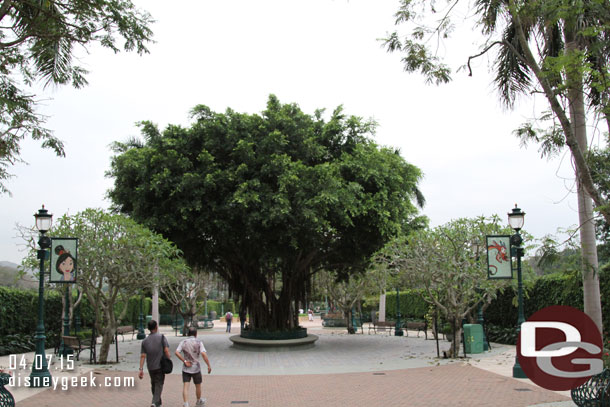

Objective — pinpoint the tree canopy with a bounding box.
[374,216,515,357]
[108,95,426,332]
[0,0,153,194]
[44,208,182,363]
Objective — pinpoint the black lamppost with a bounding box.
[30,206,53,387]
[508,204,527,379]
[395,287,403,336]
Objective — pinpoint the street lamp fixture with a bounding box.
[508,204,525,231]
[34,205,52,233]
[30,205,53,387]
[508,204,527,379]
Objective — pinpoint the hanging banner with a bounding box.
[49,238,78,283]
[486,235,512,279]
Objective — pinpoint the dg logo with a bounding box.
[517,305,603,391]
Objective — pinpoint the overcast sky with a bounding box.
[1,0,595,264]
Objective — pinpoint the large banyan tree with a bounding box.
[108,95,425,333]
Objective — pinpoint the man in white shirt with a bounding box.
[175,327,212,407]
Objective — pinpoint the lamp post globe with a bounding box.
[30,205,53,387]
[508,204,525,231]
[508,204,527,379]
[35,206,53,233]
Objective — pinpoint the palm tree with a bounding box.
[384,0,610,332]
[472,0,608,334]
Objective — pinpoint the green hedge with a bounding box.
[381,289,428,321]
[485,264,609,341]
[121,296,152,326]
[0,287,63,355]
[204,300,236,316]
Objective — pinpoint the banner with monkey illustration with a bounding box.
[49,238,78,283]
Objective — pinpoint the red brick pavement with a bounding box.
[16,364,569,407]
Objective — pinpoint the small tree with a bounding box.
[159,266,212,334]
[318,270,374,334]
[375,216,514,357]
[42,209,182,363]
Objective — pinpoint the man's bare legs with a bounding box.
[183,381,190,405]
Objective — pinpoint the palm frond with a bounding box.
[494,22,533,108]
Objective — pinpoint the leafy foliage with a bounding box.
[108,95,426,332]
[374,216,514,357]
[160,267,212,333]
[485,265,610,342]
[383,0,610,224]
[0,286,62,355]
[318,269,374,333]
[588,137,610,262]
[0,0,154,194]
[384,289,429,321]
[485,324,518,345]
[32,209,182,363]
[383,0,610,334]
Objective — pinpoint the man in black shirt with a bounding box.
[139,320,171,407]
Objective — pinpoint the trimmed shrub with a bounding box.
[0,287,62,355]
[485,265,609,343]
[385,289,428,320]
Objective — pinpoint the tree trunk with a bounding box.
[344,308,356,334]
[569,77,602,332]
[98,327,116,364]
[152,285,159,323]
[379,292,386,322]
[97,305,118,364]
[445,317,463,358]
[247,280,291,331]
[515,11,604,334]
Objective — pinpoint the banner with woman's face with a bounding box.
[49,238,78,283]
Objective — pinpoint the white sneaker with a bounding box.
[183,403,190,407]
[196,398,206,406]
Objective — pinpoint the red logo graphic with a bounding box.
[517,305,603,391]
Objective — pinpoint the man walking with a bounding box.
[225,311,233,333]
[175,326,212,407]
[139,320,171,407]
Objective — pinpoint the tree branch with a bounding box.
[467,41,503,76]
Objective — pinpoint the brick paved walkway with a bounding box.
[16,364,569,407]
[4,321,574,406]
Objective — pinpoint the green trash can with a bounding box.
[463,324,484,354]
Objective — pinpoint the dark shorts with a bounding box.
[182,371,202,384]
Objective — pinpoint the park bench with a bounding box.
[116,325,135,341]
[404,320,428,339]
[321,312,347,327]
[62,336,95,362]
[368,321,396,335]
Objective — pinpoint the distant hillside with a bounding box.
[0,261,19,269]
[0,261,37,289]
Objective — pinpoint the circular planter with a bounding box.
[240,327,308,340]
[230,332,319,352]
